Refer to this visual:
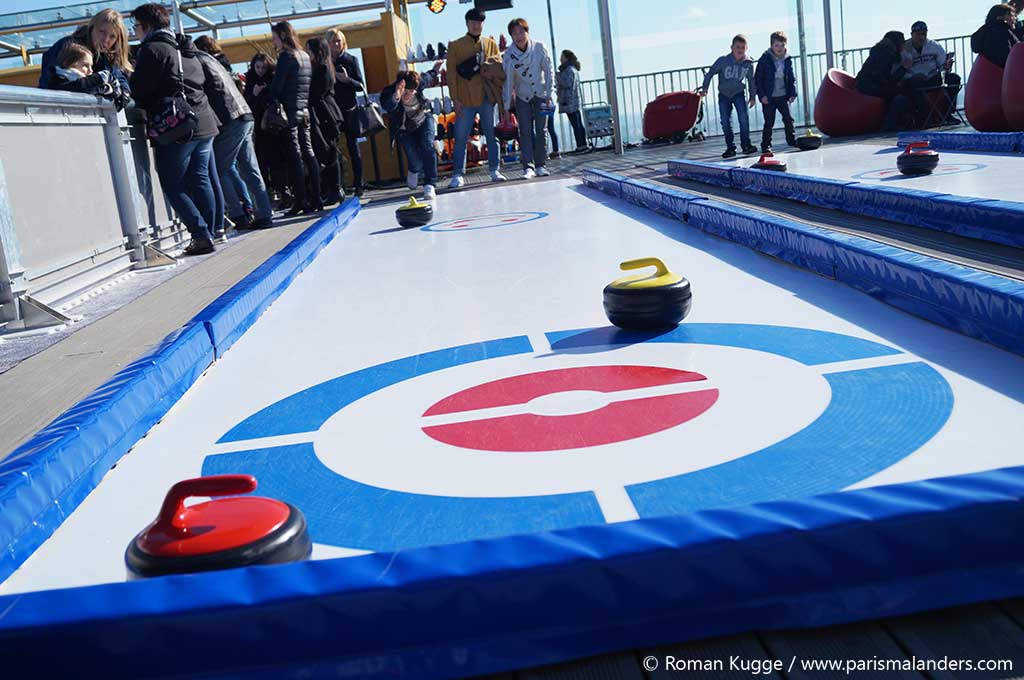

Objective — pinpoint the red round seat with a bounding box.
[966,54,1011,131]
[813,69,886,137]
[1002,43,1024,131]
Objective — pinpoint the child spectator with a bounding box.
[47,42,130,111]
[754,31,797,153]
[698,35,758,158]
[39,8,132,98]
[381,70,439,201]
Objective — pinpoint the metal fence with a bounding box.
[572,35,973,146]
[0,85,185,333]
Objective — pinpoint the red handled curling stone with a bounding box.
[752,152,787,171]
[125,474,311,578]
[896,141,940,176]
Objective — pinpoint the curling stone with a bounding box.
[896,141,940,176]
[603,257,692,330]
[396,196,433,228]
[752,152,787,171]
[125,474,311,578]
[794,129,823,151]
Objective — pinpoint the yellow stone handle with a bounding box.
[619,257,669,276]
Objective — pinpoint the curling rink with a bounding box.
[723,142,1021,198]
[3,176,1024,595]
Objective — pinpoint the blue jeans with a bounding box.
[400,120,437,188]
[452,100,499,175]
[718,92,751,149]
[214,117,273,221]
[154,136,217,242]
[516,97,549,170]
[207,150,224,235]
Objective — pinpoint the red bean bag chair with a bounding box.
[966,54,1011,132]
[813,69,886,137]
[1003,43,1024,131]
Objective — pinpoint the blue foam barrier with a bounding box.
[669,159,1024,249]
[896,131,1022,153]
[667,159,734,187]
[0,201,360,587]
[581,168,623,198]
[1,465,1023,679]
[618,178,705,221]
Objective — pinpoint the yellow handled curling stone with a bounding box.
[396,196,433,228]
[603,257,692,330]
[795,128,823,151]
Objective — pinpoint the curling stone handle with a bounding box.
[619,257,671,277]
[155,475,257,536]
[906,141,930,152]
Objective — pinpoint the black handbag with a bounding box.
[261,101,289,133]
[348,81,385,137]
[148,45,197,146]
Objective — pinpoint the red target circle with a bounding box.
[421,365,719,452]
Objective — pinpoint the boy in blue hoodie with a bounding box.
[754,31,798,152]
[699,35,758,158]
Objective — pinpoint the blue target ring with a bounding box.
[203,324,953,552]
[421,211,549,232]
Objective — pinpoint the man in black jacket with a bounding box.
[327,28,365,197]
[130,3,221,255]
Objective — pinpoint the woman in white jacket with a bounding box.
[501,18,555,178]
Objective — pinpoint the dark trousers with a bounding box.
[565,110,588,149]
[399,120,438,188]
[341,115,364,192]
[317,133,343,200]
[906,73,962,127]
[254,130,288,198]
[547,115,559,154]
[283,116,322,209]
[761,96,797,150]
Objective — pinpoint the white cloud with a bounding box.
[686,6,708,19]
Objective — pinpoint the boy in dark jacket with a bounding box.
[754,31,797,152]
[381,68,441,201]
[698,35,758,158]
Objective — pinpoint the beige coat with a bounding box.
[481,58,506,114]
[445,33,501,107]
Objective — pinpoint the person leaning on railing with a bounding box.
[130,3,221,256]
[45,41,132,111]
[38,8,132,100]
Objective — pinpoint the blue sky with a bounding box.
[3,0,987,78]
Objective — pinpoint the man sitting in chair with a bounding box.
[902,21,961,126]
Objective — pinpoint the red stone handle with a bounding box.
[154,475,257,536]
[906,141,931,152]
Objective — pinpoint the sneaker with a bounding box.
[423,184,436,201]
[407,171,419,190]
[443,96,453,114]
[522,167,537,179]
[490,170,507,182]
[213,229,227,243]
[761,145,773,154]
[722,147,737,159]
[741,144,758,155]
[536,167,551,177]
[448,174,465,189]
[182,239,215,256]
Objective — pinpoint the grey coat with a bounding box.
[557,64,582,113]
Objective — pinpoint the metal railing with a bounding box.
[0,85,185,333]
[575,34,973,145]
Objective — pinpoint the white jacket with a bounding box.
[502,38,555,109]
[903,39,947,79]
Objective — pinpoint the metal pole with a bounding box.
[823,0,834,70]
[795,0,812,126]
[546,0,557,55]
[170,1,185,33]
[597,0,623,154]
